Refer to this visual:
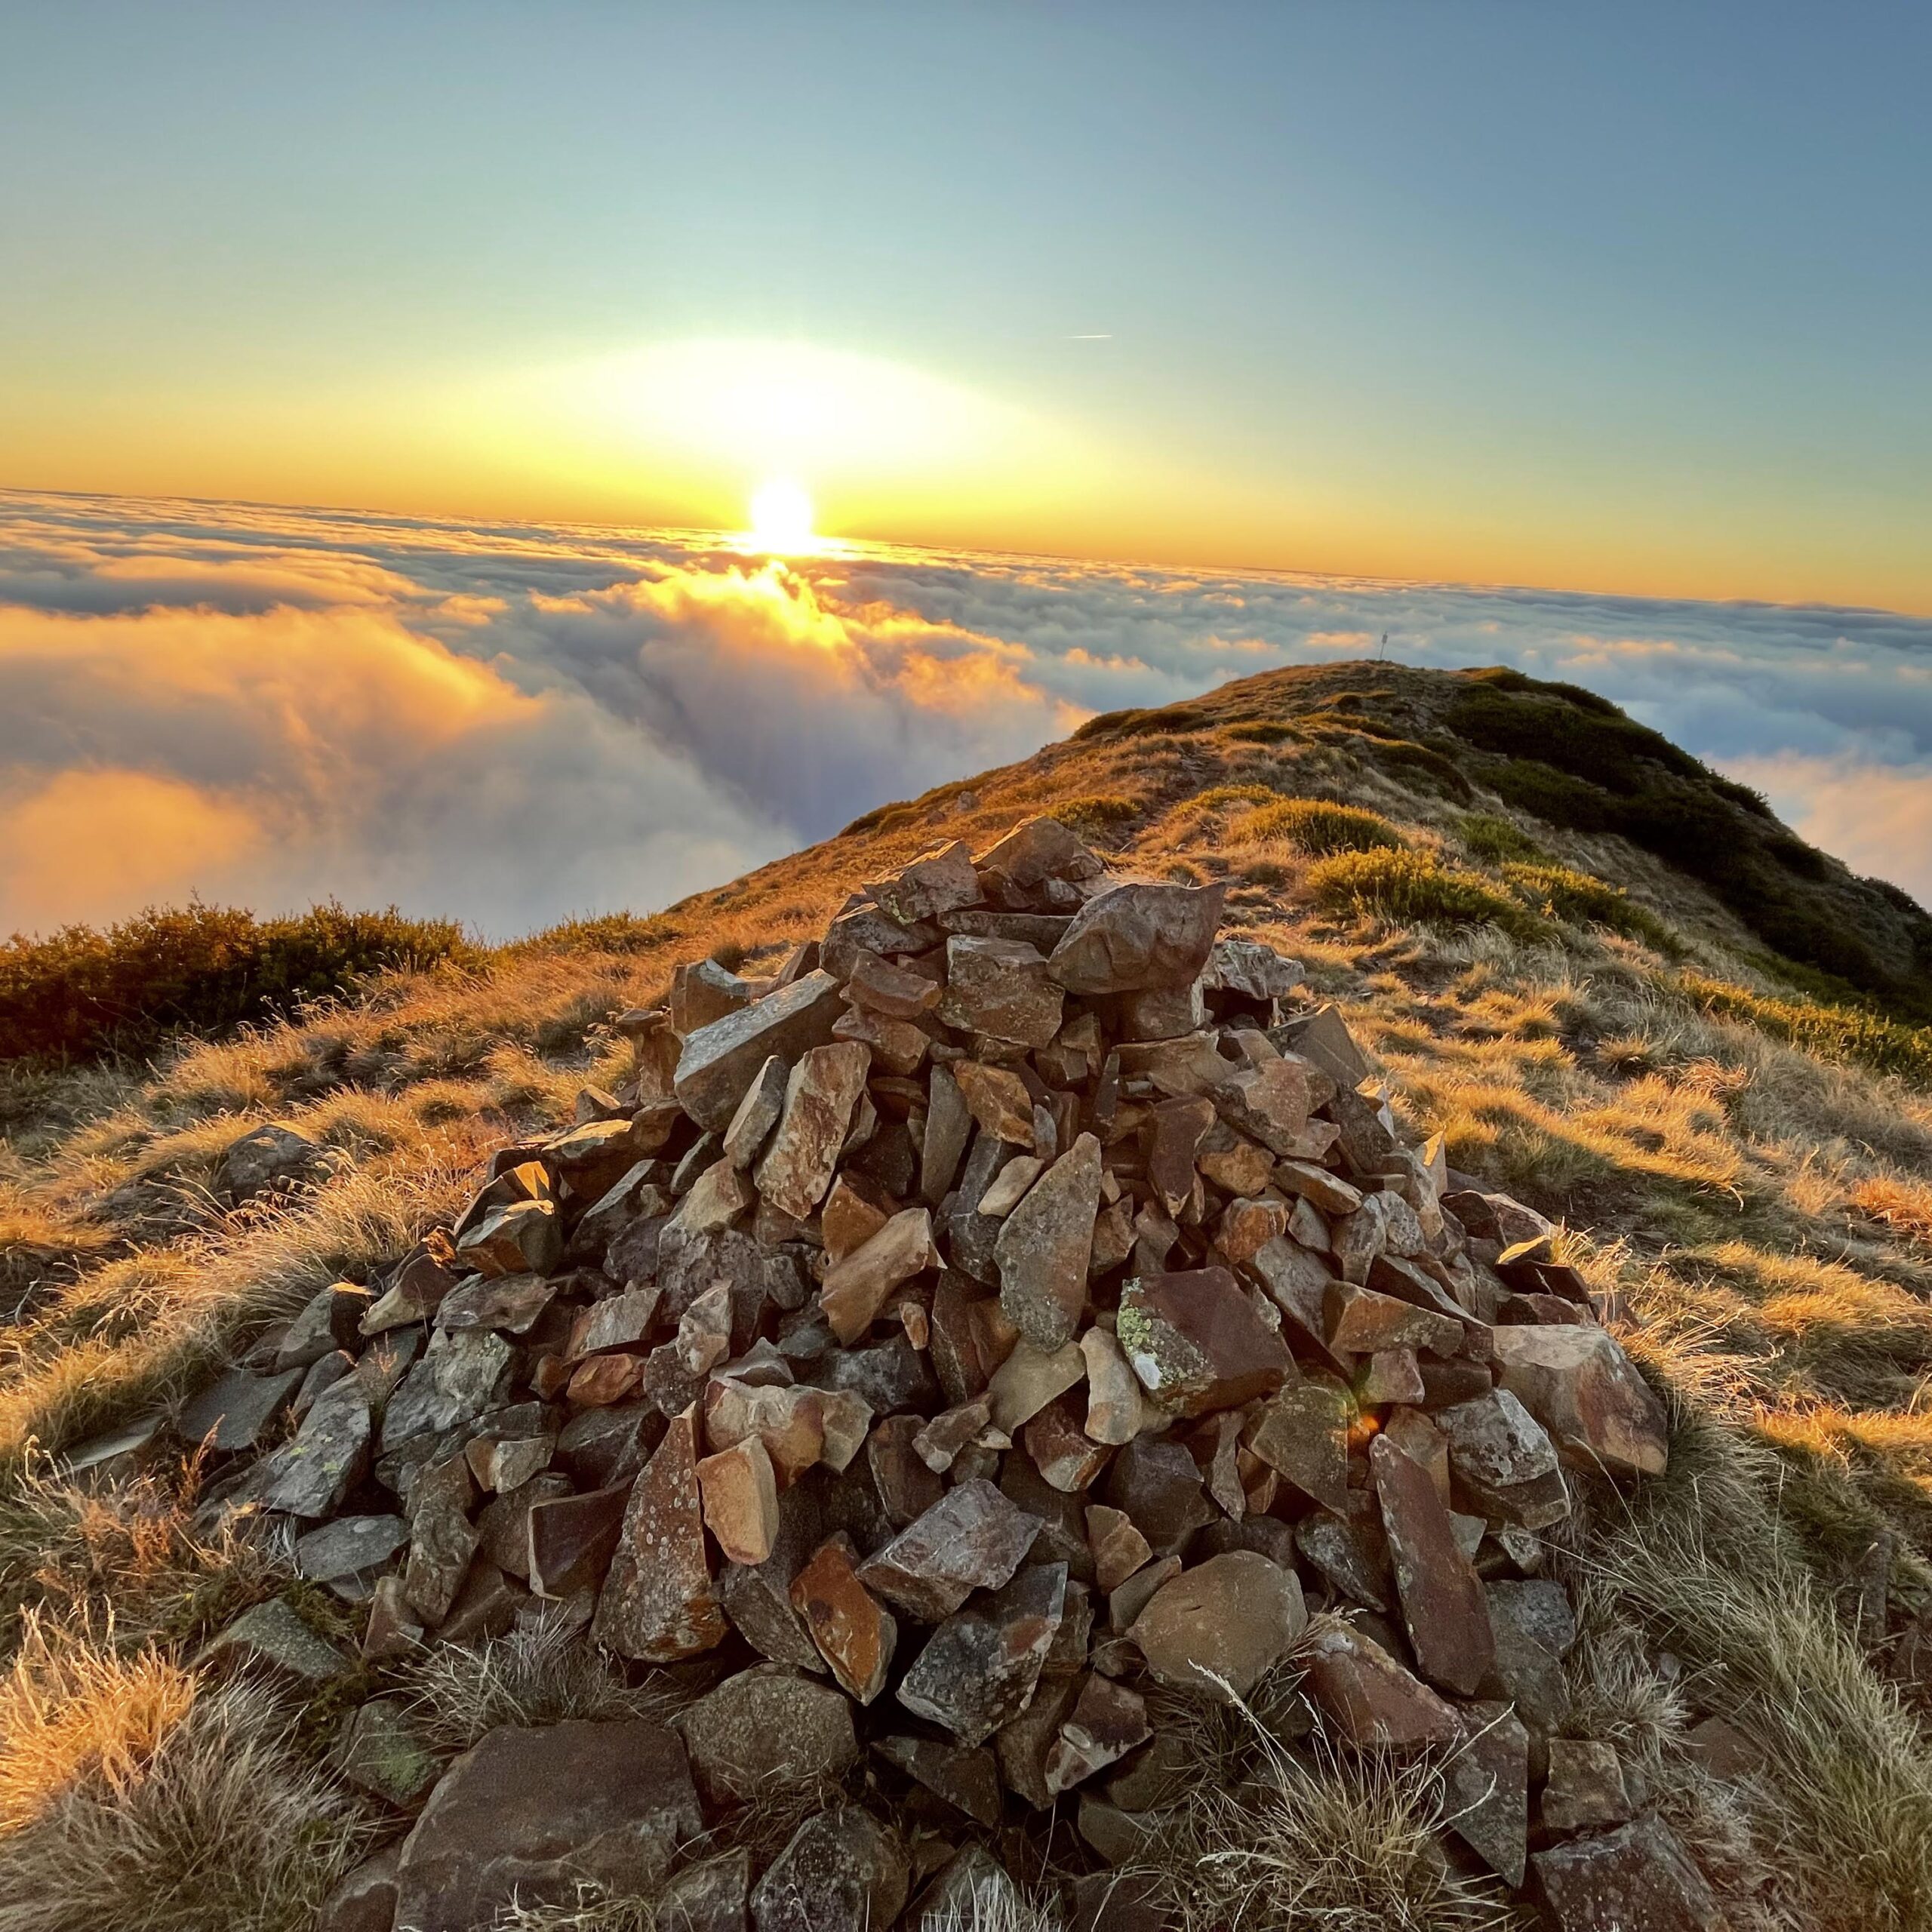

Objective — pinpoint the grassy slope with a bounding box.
[5,660,1932,1928]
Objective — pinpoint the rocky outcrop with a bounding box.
[182,820,1678,1930]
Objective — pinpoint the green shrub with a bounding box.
[1679,974,1932,1086]
[1501,862,1675,950]
[1306,848,1540,939]
[0,903,473,1064]
[1239,800,1406,857]
[1057,793,1144,840]
[1459,813,1547,864]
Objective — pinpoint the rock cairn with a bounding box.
[165,817,1703,1932]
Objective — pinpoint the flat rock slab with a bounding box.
[1491,1325,1669,1479]
[393,1719,701,1932]
[1371,1433,1495,1697]
[855,1477,1041,1621]
[675,971,845,1131]
[177,1365,303,1452]
[996,1133,1103,1350]
[1532,1816,1728,1932]
[1117,1266,1291,1417]
[592,1407,726,1661]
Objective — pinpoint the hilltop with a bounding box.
[3,661,1932,1932]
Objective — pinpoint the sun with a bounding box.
[747,478,816,552]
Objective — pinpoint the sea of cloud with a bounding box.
[2,488,1928,938]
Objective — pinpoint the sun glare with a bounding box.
[749,478,816,552]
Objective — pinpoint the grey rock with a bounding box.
[392,1720,702,1932]
[854,1478,1042,1621]
[380,1327,513,1454]
[675,971,846,1132]
[896,1562,1068,1746]
[678,1663,861,1805]
[749,1807,909,1932]
[177,1365,303,1452]
[1047,881,1226,995]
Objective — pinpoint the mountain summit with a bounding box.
[3,662,1930,1931]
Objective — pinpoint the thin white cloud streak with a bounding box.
[1,488,1927,937]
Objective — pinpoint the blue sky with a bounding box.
[4,2,1928,606]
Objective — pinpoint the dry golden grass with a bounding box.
[3,660,1932,1925]
[0,1620,365,1932]
[1132,1654,1509,1932]
[402,1611,697,1751]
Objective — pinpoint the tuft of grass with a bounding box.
[401,1614,691,1751]
[1678,974,1932,1086]
[1240,799,1406,857]
[1306,848,1540,942]
[0,1620,365,1932]
[1133,1656,1509,1932]
[0,903,474,1066]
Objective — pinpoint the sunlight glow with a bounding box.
[748,478,816,552]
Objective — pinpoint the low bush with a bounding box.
[1239,800,1405,857]
[1055,794,1144,840]
[1458,813,1546,864]
[1306,848,1539,940]
[1679,974,1932,1086]
[0,904,472,1065]
[1502,863,1676,950]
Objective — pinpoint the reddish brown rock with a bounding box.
[1244,1377,1352,1514]
[1048,881,1226,995]
[1532,1817,1727,1932]
[1101,1436,1216,1553]
[1371,1433,1494,1697]
[1044,1675,1152,1794]
[1085,1504,1153,1593]
[592,1407,726,1662]
[1300,1623,1462,1749]
[820,1207,940,1345]
[528,1484,631,1598]
[855,1478,1041,1621]
[1145,1096,1216,1219]
[750,1807,910,1932]
[789,1534,898,1704]
[392,1719,701,1932]
[845,947,943,1020]
[1326,1281,1464,1356]
[697,1433,780,1566]
[1445,1702,1530,1887]
[872,1734,1003,1827]
[952,1060,1038,1144]
[897,1562,1069,1745]
[940,936,1064,1048]
[755,1042,872,1223]
[1491,1326,1670,1478]
[867,839,981,924]
[1117,1267,1291,1418]
[673,970,845,1132]
[568,1352,646,1407]
[677,1663,860,1805]
[1026,1395,1112,1491]
[866,1414,944,1526]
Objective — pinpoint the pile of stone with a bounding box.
[168,817,1708,1932]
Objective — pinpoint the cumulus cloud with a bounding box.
[0,488,1927,937]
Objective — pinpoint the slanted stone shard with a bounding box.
[675,971,846,1131]
[1491,1325,1670,1478]
[996,1132,1102,1350]
[896,1561,1069,1745]
[789,1535,897,1704]
[1371,1433,1495,1697]
[855,1478,1041,1620]
[755,1041,871,1222]
[866,838,981,924]
[593,1407,725,1662]
[819,1207,940,1345]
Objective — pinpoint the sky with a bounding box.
[4,2,1929,609]
[4,489,1928,940]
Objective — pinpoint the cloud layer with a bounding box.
[2,489,1928,937]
